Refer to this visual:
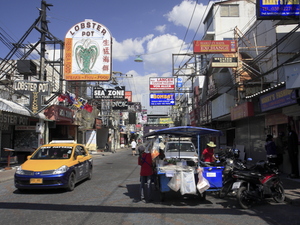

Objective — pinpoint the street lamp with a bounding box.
[134,55,143,62]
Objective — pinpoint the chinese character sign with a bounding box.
[64,19,112,81]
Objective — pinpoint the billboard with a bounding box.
[64,19,112,81]
[149,77,175,91]
[257,0,300,20]
[193,40,237,54]
[284,61,300,89]
[150,93,175,106]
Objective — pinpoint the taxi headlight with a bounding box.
[53,165,69,174]
[15,166,24,175]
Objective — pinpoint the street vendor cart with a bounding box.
[144,126,223,201]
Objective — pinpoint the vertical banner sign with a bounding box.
[13,80,50,114]
[125,91,132,102]
[64,19,112,81]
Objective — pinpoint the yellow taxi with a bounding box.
[14,140,93,192]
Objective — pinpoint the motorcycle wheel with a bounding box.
[272,183,285,203]
[237,186,254,209]
[219,182,232,198]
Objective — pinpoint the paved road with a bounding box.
[0,148,299,225]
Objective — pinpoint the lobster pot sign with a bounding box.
[64,19,112,81]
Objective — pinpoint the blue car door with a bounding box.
[74,146,86,180]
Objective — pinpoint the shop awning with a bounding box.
[0,98,46,119]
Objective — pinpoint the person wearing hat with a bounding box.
[202,141,218,162]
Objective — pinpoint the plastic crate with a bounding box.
[202,166,224,189]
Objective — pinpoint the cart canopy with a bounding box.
[144,126,223,138]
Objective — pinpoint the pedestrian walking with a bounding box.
[131,139,137,156]
[138,148,153,202]
[265,134,277,165]
[287,125,299,178]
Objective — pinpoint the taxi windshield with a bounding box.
[31,146,73,159]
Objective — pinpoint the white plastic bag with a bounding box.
[180,171,197,195]
[167,172,181,191]
[197,167,210,193]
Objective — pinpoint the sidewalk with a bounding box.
[0,155,299,205]
[280,174,300,205]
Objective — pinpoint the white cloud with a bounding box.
[165,0,208,35]
[112,35,153,61]
[144,34,187,73]
[155,25,166,33]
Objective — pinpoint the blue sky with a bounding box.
[0,0,211,114]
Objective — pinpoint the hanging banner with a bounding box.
[64,19,112,81]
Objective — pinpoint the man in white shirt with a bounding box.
[131,139,137,156]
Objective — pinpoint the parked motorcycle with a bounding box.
[232,160,285,209]
[219,149,249,198]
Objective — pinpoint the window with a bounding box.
[75,146,86,156]
[220,5,239,17]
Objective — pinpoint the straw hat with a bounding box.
[207,141,216,147]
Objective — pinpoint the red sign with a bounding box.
[149,77,175,91]
[125,91,132,102]
[231,102,254,121]
[193,40,237,54]
[44,105,74,123]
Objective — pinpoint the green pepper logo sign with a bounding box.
[74,39,100,73]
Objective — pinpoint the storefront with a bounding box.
[44,105,77,141]
[0,98,47,163]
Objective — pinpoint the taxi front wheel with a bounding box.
[66,172,76,191]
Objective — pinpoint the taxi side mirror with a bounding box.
[27,155,32,160]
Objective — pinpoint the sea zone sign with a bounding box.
[93,87,125,99]
[149,77,175,91]
[64,19,112,81]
